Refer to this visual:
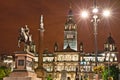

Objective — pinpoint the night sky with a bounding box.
[0,0,120,55]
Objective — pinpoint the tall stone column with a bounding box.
[35,15,46,79]
[38,15,44,67]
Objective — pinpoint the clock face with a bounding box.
[67,34,74,39]
[66,34,76,39]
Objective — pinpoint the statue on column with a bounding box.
[18,25,36,53]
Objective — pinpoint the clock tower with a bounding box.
[63,7,77,51]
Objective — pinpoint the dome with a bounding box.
[106,34,115,44]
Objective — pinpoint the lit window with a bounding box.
[106,57,109,61]
[111,54,115,57]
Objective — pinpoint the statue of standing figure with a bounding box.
[18,25,36,53]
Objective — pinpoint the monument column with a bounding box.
[35,15,46,79]
[38,15,45,67]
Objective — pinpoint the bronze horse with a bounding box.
[18,25,32,48]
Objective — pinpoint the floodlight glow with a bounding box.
[103,10,110,17]
[81,11,88,18]
[92,8,98,13]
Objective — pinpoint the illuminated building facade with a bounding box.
[42,35,118,80]
[1,5,118,80]
[41,7,118,80]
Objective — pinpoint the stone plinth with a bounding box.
[4,51,41,80]
[4,70,41,80]
[35,67,46,80]
[9,70,37,78]
[4,77,41,80]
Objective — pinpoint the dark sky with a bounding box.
[0,0,120,54]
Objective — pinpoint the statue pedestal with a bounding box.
[4,77,41,80]
[35,66,46,80]
[4,51,41,80]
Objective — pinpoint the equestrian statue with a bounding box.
[18,25,36,53]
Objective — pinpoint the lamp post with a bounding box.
[91,7,99,66]
[81,0,111,66]
[108,52,111,78]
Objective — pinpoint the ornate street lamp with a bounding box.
[80,0,111,66]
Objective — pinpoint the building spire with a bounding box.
[68,0,73,16]
[93,0,97,8]
[69,0,72,9]
[109,32,111,37]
